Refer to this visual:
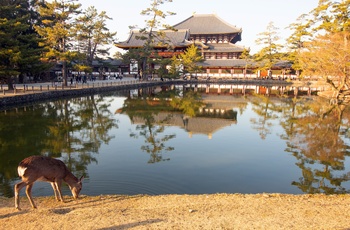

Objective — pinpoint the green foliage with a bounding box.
[285,14,313,76]
[287,0,350,92]
[151,55,172,78]
[168,44,204,78]
[136,0,176,77]
[254,22,283,72]
[74,6,117,65]
[167,55,182,78]
[170,90,204,117]
[311,0,350,33]
[178,44,204,75]
[239,48,251,77]
[0,0,46,87]
[35,0,81,85]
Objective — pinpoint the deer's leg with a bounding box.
[50,182,60,201]
[25,183,37,209]
[14,181,27,210]
[54,180,65,202]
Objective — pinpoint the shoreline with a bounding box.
[1,193,350,229]
[0,79,327,111]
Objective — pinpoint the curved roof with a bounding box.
[201,59,255,68]
[206,43,246,53]
[173,14,242,35]
[115,29,192,49]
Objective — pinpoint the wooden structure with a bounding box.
[115,14,294,79]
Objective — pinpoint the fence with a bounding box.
[0,80,140,97]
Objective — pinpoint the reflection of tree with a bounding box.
[170,89,205,117]
[122,94,176,164]
[0,105,53,197]
[0,95,117,197]
[123,87,206,163]
[132,112,175,164]
[249,95,281,139]
[282,98,350,194]
[44,95,117,176]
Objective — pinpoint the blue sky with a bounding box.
[78,0,319,54]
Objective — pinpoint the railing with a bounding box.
[0,80,141,97]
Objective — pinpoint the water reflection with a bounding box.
[1,84,350,197]
[0,94,118,197]
[282,98,350,194]
[120,96,176,163]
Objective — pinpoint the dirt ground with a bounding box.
[1,194,350,230]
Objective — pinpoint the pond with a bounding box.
[1,83,350,198]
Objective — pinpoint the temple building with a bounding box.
[115,14,292,79]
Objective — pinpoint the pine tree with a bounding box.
[137,0,175,79]
[286,14,312,77]
[35,0,81,86]
[0,0,45,89]
[254,22,283,78]
[74,6,116,66]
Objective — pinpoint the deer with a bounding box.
[14,155,84,210]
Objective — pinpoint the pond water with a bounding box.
[1,83,350,198]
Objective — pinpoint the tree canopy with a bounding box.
[0,0,46,88]
[254,21,283,76]
[288,0,350,98]
[35,0,82,86]
[74,6,116,66]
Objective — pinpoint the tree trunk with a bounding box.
[7,80,14,90]
[62,61,67,86]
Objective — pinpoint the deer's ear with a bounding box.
[79,176,84,182]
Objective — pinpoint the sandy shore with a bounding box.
[1,193,350,229]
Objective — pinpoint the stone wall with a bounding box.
[0,81,172,110]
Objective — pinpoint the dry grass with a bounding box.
[1,193,350,229]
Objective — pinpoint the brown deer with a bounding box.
[14,155,84,210]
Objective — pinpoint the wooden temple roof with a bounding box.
[173,14,242,36]
[201,59,292,69]
[115,29,192,49]
[201,59,253,68]
[206,43,246,53]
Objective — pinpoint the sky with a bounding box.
[77,0,320,55]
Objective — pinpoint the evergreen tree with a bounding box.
[239,48,252,78]
[254,21,283,78]
[74,6,116,66]
[35,0,81,86]
[0,0,45,89]
[137,0,175,79]
[286,14,312,77]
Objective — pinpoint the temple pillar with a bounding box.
[294,87,299,96]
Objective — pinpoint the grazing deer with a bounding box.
[14,155,84,210]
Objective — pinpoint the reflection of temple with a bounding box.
[185,84,324,97]
[118,83,326,138]
[129,112,237,140]
[119,93,242,139]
